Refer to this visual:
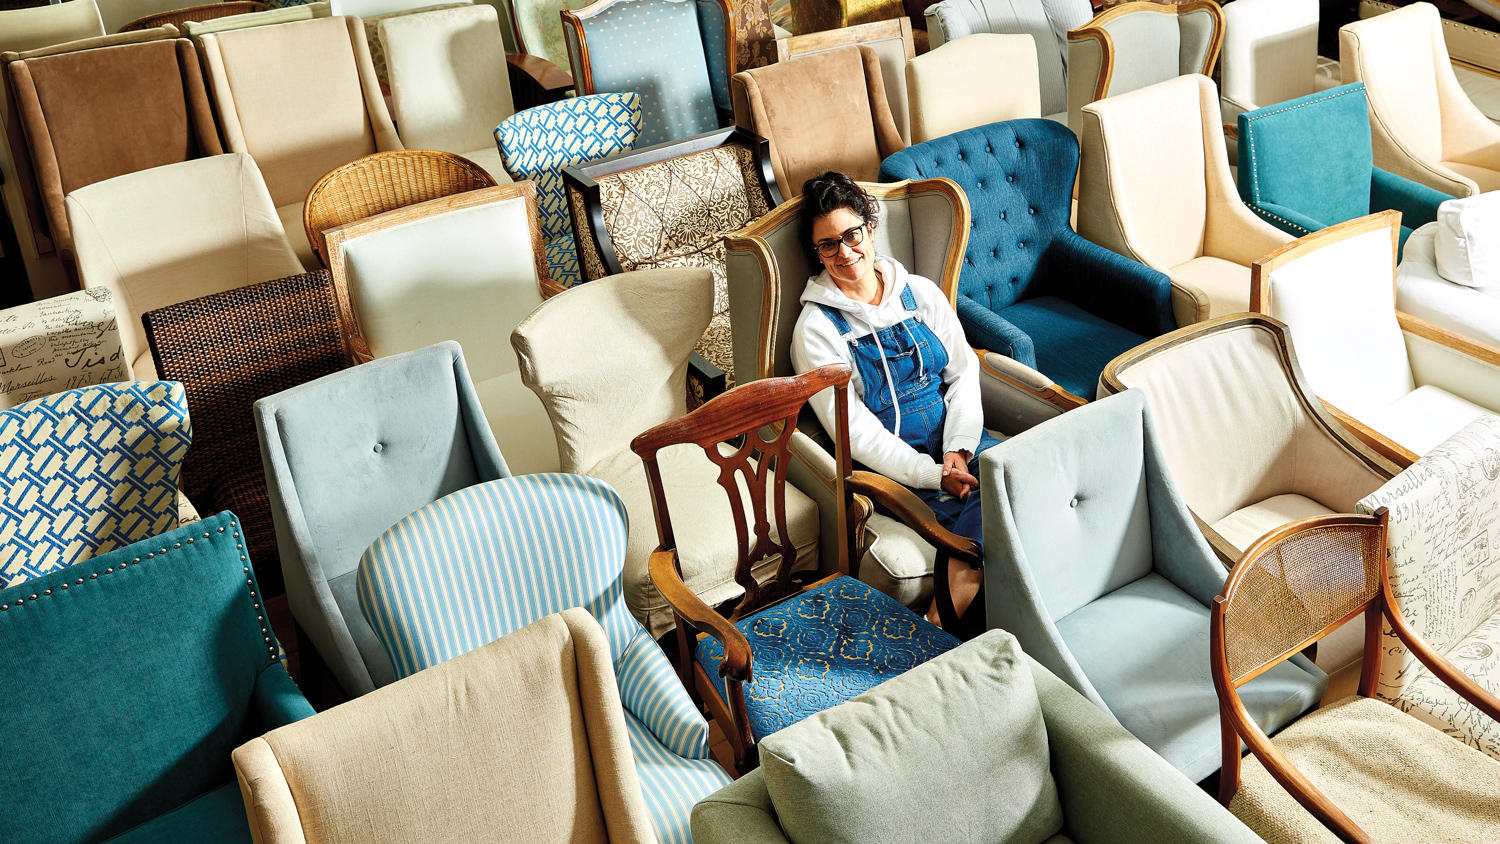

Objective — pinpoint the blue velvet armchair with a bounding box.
[1237,83,1453,255]
[880,119,1175,401]
[0,511,313,844]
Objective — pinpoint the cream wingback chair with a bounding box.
[65,153,304,379]
[199,15,403,270]
[906,33,1042,143]
[1066,0,1224,131]
[1341,2,1500,197]
[1078,74,1293,326]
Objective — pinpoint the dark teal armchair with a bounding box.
[0,511,313,844]
[1237,83,1453,256]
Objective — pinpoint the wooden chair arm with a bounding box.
[848,470,981,568]
[506,53,572,109]
[649,547,752,680]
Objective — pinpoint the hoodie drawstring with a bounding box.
[869,328,903,437]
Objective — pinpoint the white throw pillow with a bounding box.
[1435,192,1500,294]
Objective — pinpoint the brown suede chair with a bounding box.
[731,44,906,198]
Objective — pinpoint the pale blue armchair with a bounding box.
[980,389,1328,782]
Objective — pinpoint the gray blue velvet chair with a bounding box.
[880,119,1176,402]
[980,389,1328,782]
[254,341,508,698]
[1237,82,1453,255]
[0,510,314,844]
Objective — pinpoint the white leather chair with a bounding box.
[1252,209,1500,464]
[1219,0,1341,123]
[1077,74,1293,326]
[1398,192,1500,349]
[906,33,1042,144]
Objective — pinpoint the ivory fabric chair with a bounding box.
[511,267,821,642]
[1077,74,1293,326]
[357,476,729,844]
[1341,2,1500,197]
[0,288,125,409]
[1251,210,1500,465]
[2,512,314,844]
[731,44,906,197]
[774,19,916,146]
[1398,192,1500,348]
[66,153,304,379]
[324,182,561,474]
[981,390,1328,782]
[906,33,1041,143]
[1358,0,1500,126]
[357,1,469,86]
[1218,0,1341,122]
[1066,1,1224,137]
[199,14,403,269]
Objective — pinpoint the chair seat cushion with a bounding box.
[997,296,1148,400]
[694,576,962,740]
[1169,255,1252,320]
[1229,696,1500,843]
[1054,573,1325,781]
[1391,610,1500,760]
[1209,493,1336,554]
[858,513,939,610]
[101,781,250,844]
[473,368,562,475]
[460,146,513,186]
[1397,224,1500,348]
[1364,384,1492,457]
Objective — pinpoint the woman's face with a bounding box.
[812,207,876,288]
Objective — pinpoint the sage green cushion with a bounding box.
[758,630,1063,844]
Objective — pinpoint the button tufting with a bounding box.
[1015,140,1022,148]
[1028,207,1036,215]
[1070,497,1079,508]
[1006,175,1014,182]
[373,442,384,453]
[1018,241,1026,248]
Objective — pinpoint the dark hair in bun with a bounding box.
[800,172,879,261]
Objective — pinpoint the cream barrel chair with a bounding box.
[1251,210,1500,466]
[1078,74,1293,326]
[65,153,304,379]
[906,33,1042,144]
[1341,2,1500,197]
[199,15,403,270]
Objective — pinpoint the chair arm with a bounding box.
[1243,200,1324,239]
[254,661,315,730]
[977,351,1076,435]
[1035,232,1175,338]
[1382,574,1500,724]
[847,471,981,570]
[616,628,712,759]
[649,547,752,681]
[691,769,789,843]
[505,53,572,107]
[957,294,1036,369]
[1370,167,1449,231]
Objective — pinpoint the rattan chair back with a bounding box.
[119,1,267,31]
[303,149,498,267]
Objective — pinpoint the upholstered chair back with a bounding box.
[0,288,124,409]
[180,1,331,45]
[1344,3,1450,162]
[1219,0,1321,114]
[1066,0,1223,130]
[359,2,470,86]
[907,34,1042,144]
[254,341,507,694]
[514,0,582,68]
[66,153,304,379]
[775,19,916,146]
[0,0,103,58]
[232,609,656,844]
[925,0,1094,120]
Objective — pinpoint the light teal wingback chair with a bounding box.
[254,341,508,698]
[356,472,729,844]
[560,0,732,147]
[980,389,1328,782]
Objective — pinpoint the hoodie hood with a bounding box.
[800,256,911,338]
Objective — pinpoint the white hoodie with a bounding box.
[790,256,983,490]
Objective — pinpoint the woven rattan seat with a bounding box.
[118,2,267,32]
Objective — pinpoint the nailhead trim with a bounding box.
[1241,86,1362,206]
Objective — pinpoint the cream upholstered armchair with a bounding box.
[1077,74,1293,326]
[65,153,304,379]
[906,33,1041,143]
[233,609,658,844]
[1342,2,1500,198]
[199,14,402,270]
[1066,0,1224,131]
[1251,210,1500,466]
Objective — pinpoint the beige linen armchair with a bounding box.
[1066,0,1224,131]
[1077,73,1293,326]
[906,33,1042,143]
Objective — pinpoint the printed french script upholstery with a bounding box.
[0,289,125,410]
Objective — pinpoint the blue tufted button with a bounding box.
[985,145,992,153]
[958,152,964,160]
[1012,277,1019,284]
[990,249,997,257]
[1006,175,1014,183]
[1029,207,1036,215]
[1016,140,1023,148]
[977,179,984,188]
[1000,211,1006,220]
[1018,241,1026,248]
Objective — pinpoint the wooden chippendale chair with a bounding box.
[632,363,977,770]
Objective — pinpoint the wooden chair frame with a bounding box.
[1212,509,1500,841]
[1067,0,1224,102]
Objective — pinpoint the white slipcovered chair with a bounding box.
[1398,192,1500,349]
[906,33,1042,144]
[1077,74,1293,326]
[1251,209,1500,465]
[1218,0,1341,124]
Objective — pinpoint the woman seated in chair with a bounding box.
[790,172,996,627]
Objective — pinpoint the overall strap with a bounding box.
[899,283,916,312]
[815,302,854,337]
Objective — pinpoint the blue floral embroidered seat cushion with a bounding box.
[694,576,962,740]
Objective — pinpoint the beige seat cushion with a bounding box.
[1169,255,1252,319]
[1229,696,1500,843]
[859,513,938,609]
[1209,493,1336,554]
[1363,384,1492,456]
[1392,611,1500,760]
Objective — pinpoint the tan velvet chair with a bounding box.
[1066,0,1224,131]
[1341,1,1500,197]
[233,608,657,844]
[731,44,907,198]
[65,152,304,379]
[774,19,916,145]
[199,14,402,270]
[907,33,1041,144]
[1077,73,1292,326]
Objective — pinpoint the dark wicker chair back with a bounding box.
[118,1,268,31]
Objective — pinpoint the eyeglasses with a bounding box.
[814,225,867,258]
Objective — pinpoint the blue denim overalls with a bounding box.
[816,283,1000,545]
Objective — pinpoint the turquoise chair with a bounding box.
[356,472,729,844]
[1237,83,1453,255]
[0,510,313,844]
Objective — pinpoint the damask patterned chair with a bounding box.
[561,0,733,147]
[562,125,781,389]
[774,19,916,145]
[0,288,125,409]
[1066,0,1224,131]
[357,474,728,844]
[496,92,642,289]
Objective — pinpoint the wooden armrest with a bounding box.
[848,471,981,568]
[1223,123,1238,140]
[506,53,573,93]
[649,548,752,680]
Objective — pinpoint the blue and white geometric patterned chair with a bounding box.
[496,92,642,289]
[561,0,733,147]
[357,472,728,844]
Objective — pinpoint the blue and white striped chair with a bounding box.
[357,472,727,844]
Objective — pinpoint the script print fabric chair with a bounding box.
[357,475,727,844]
[881,118,1175,403]
[233,609,657,844]
[0,511,314,844]
[1397,192,1500,348]
[496,92,643,289]
[255,342,508,697]
[1213,512,1500,842]
[0,288,125,409]
[982,390,1327,782]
